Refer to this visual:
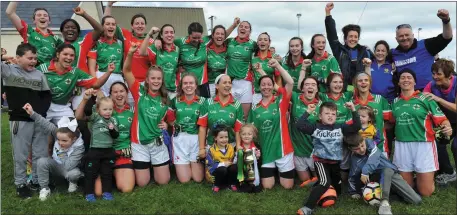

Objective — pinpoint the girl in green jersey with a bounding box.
[282,37,308,93]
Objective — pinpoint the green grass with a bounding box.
[1,112,456,214]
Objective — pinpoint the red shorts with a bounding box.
[115,150,133,168]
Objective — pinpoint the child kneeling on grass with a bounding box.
[206,124,238,193]
[345,133,422,215]
[295,101,361,215]
[76,88,119,202]
[23,103,84,201]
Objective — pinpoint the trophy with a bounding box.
[244,149,255,182]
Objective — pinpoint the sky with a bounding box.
[112,1,457,62]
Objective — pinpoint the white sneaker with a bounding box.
[39,188,51,201]
[68,182,78,193]
[378,200,392,215]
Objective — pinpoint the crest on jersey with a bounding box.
[272,108,278,115]
[65,79,71,85]
[117,49,121,53]
[195,110,200,116]
[128,117,132,123]
[373,109,379,116]
[321,65,327,71]
[229,113,234,119]
[436,107,443,113]
[413,104,420,110]
[384,68,389,73]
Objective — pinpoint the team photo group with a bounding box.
[1,1,456,215]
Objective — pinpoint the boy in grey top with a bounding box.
[1,43,52,199]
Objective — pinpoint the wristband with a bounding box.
[443,18,451,24]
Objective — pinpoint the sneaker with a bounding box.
[300,177,318,187]
[378,200,392,215]
[85,194,96,202]
[16,184,32,199]
[39,188,51,201]
[212,186,220,193]
[68,182,78,193]
[102,192,114,201]
[28,182,40,191]
[297,206,313,215]
[436,171,456,185]
[229,185,238,192]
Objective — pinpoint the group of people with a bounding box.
[1,1,456,215]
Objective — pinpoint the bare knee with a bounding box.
[118,186,134,193]
[418,186,434,197]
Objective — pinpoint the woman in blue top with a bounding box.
[368,40,396,103]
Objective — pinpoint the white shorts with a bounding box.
[252,93,262,106]
[231,79,253,103]
[209,84,216,98]
[393,141,439,173]
[172,132,199,165]
[46,102,75,125]
[294,155,315,172]
[262,152,295,173]
[96,71,134,106]
[168,92,177,100]
[131,140,170,165]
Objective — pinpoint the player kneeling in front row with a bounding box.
[345,133,422,215]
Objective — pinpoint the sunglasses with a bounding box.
[396,24,412,30]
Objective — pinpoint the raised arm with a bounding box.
[271,59,294,94]
[424,9,454,56]
[23,103,57,136]
[296,105,319,135]
[225,17,240,38]
[5,2,23,31]
[92,63,114,89]
[438,9,453,40]
[139,26,159,56]
[88,56,97,77]
[75,88,95,121]
[298,59,312,89]
[104,1,116,17]
[73,7,104,41]
[324,2,342,57]
[362,58,372,76]
[123,43,138,88]
[342,102,362,134]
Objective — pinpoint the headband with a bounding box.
[215,74,229,85]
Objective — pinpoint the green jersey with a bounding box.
[148,44,180,91]
[112,105,134,150]
[88,37,124,74]
[226,37,255,80]
[90,113,118,148]
[18,20,63,66]
[70,32,96,72]
[251,51,280,93]
[207,44,227,84]
[290,92,322,157]
[170,95,206,134]
[247,88,294,164]
[282,56,305,93]
[130,81,175,145]
[391,91,447,142]
[319,92,353,124]
[38,62,96,104]
[309,53,341,92]
[353,93,391,152]
[174,36,211,85]
[197,94,244,145]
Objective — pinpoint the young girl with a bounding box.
[235,124,262,193]
[75,88,119,202]
[357,106,381,145]
[22,103,84,201]
[206,124,238,193]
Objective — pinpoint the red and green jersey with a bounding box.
[147,44,180,91]
[38,61,96,104]
[390,91,448,142]
[290,92,322,157]
[247,88,294,164]
[112,105,134,150]
[174,36,211,85]
[282,56,304,93]
[319,91,353,124]
[87,36,124,74]
[197,94,243,145]
[251,50,280,93]
[130,81,175,145]
[18,20,63,65]
[68,32,96,73]
[170,95,206,135]
[309,52,341,92]
[353,93,391,152]
[207,43,227,84]
[226,37,255,80]
[116,26,154,82]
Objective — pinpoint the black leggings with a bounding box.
[84,148,116,195]
[212,164,238,187]
[304,162,341,209]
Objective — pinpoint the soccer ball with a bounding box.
[363,182,382,206]
[318,185,337,207]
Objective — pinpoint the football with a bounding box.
[318,185,337,207]
[363,182,382,206]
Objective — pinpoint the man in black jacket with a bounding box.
[1,43,52,199]
[325,2,373,92]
